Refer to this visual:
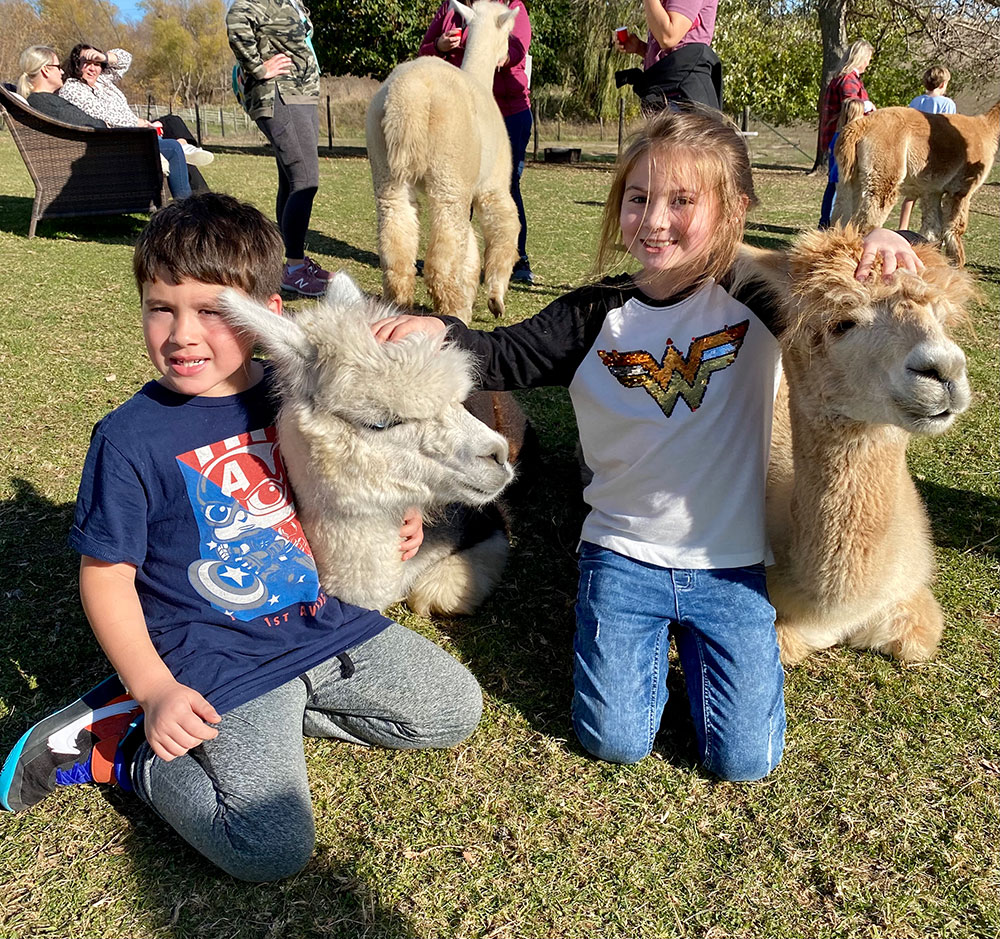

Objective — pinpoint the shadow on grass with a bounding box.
[0,196,148,244]
[0,479,110,753]
[105,790,419,938]
[919,478,1000,560]
[307,229,380,268]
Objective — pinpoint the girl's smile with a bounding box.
[619,153,718,298]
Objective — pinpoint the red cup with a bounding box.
[615,27,629,44]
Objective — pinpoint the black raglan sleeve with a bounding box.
[439,281,631,390]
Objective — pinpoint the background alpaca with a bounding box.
[832,97,1000,267]
[740,228,974,664]
[219,273,516,616]
[366,0,520,324]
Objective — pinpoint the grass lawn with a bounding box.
[0,132,998,939]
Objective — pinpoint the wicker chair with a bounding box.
[0,84,167,238]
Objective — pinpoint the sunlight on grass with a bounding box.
[0,134,997,938]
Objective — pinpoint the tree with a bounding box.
[37,0,128,55]
[0,0,45,83]
[309,0,440,79]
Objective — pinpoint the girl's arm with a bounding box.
[373,283,620,390]
[80,557,221,761]
[503,1,531,69]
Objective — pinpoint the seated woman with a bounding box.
[17,46,106,128]
[58,44,212,194]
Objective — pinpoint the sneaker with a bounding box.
[0,674,144,812]
[282,262,329,297]
[304,256,332,281]
[180,142,214,167]
[511,257,534,285]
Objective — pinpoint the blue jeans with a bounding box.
[503,108,532,259]
[572,543,785,780]
[158,138,191,199]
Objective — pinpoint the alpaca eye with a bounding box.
[362,418,402,431]
[831,319,856,336]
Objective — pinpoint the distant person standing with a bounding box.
[420,0,535,284]
[613,0,721,112]
[227,0,329,297]
[818,39,875,227]
[899,65,956,230]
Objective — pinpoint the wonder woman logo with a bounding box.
[598,320,749,418]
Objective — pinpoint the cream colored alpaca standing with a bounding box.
[832,97,1000,267]
[740,228,974,664]
[366,0,520,324]
[218,273,515,615]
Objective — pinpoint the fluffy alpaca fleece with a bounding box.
[736,228,975,664]
[833,97,1000,267]
[366,0,520,323]
[218,273,515,615]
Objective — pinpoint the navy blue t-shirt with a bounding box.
[70,368,390,715]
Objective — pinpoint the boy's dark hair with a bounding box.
[133,193,284,301]
[923,65,950,91]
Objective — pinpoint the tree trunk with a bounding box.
[810,0,848,174]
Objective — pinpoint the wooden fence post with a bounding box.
[194,98,202,146]
[617,98,624,156]
[326,95,333,148]
[532,100,538,162]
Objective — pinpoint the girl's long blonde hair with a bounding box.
[17,45,59,98]
[836,39,873,77]
[593,108,757,288]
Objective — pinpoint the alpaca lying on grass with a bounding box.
[833,97,1000,267]
[366,0,520,323]
[740,228,974,664]
[219,273,516,615]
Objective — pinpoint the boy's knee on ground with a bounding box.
[572,714,652,765]
[221,830,315,882]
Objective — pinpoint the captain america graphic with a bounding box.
[176,428,319,619]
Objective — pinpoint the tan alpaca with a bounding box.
[366,0,521,324]
[739,228,975,664]
[832,97,1000,267]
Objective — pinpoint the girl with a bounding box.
[821,97,866,228]
[373,109,919,780]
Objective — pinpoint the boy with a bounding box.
[0,193,483,882]
[899,65,957,229]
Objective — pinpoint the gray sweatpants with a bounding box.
[132,623,482,881]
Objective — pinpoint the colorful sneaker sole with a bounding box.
[0,674,143,812]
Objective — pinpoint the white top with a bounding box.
[569,281,782,569]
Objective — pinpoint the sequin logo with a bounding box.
[598,320,749,418]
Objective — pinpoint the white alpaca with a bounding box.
[366,0,521,324]
[218,273,515,615]
[738,228,974,664]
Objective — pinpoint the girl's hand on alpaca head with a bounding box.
[371,314,447,345]
[855,228,924,283]
[399,508,424,561]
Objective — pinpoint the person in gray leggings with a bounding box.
[132,622,482,882]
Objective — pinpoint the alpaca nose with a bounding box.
[491,437,510,466]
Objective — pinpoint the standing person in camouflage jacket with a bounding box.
[227,0,330,296]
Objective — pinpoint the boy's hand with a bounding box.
[371,315,447,345]
[400,508,424,561]
[855,229,924,282]
[140,677,221,761]
[261,53,292,79]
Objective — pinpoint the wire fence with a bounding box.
[129,96,820,168]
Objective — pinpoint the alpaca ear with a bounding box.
[498,6,518,28]
[450,0,474,24]
[731,243,792,297]
[217,287,313,367]
[326,271,366,310]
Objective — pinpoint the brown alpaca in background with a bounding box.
[832,97,1000,266]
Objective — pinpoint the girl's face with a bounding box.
[619,150,719,297]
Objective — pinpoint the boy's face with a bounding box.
[141,275,281,398]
